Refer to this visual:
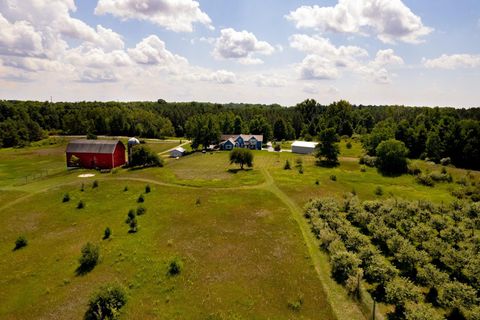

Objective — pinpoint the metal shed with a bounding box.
[291,141,318,154]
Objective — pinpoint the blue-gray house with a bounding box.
[219,134,263,150]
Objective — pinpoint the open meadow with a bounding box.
[0,139,478,319]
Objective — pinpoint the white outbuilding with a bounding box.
[291,141,318,154]
[170,146,185,158]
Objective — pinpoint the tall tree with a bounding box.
[315,128,340,165]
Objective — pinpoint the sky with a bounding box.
[0,0,479,107]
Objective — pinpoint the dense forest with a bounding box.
[1,99,479,170]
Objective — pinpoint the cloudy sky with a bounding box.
[1,0,479,107]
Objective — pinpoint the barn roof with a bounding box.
[220,134,263,142]
[66,140,122,154]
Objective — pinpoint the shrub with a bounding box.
[80,183,85,192]
[284,160,291,170]
[375,186,384,196]
[407,164,422,176]
[385,277,420,306]
[359,155,377,167]
[346,141,352,149]
[330,175,337,181]
[78,242,99,274]
[136,206,146,216]
[360,166,366,172]
[84,284,127,320]
[298,165,304,174]
[137,194,144,203]
[315,179,320,185]
[416,174,434,187]
[63,193,70,203]
[125,210,136,224]
[296,158,303,167]
[145,185,151,193]
[195,197,201,206]
[167,257,183,276]
[77,200,85,209]
[14,236,28,250]
[440,157,451,166]
[429,171,452,183]
[128,218,138,233]
[287,296,304,312]
[103,227,111,240]
[123,186,128,192]
[92,180,98,188]
[274,143,281,152]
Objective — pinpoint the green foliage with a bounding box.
[145,185,151,193]
[136,206,146,216]
[103,227,111,240]
[248,115,273,142]
[229,148,253,169]
[78,242,99,274]
[123,186,128,192]
[362,122,395,156]
[137,194,144,203]
[385,277,420,306]
[185,114,220,149]
[375,139,409,175]
[330,251,361,284]
[274,143,281,152]
[130,145,163,168]
[416,173,435,187]
[167,257,183,276]
[346,141,352,149]
[69,155,80,167]
[287,296,303,312]
[14,236,28,250]
[374,186,383,196]
[315,128,339,165]
[284,160,291,170]
[92,180,98,188]
[84,284,127,320]
[330,175,337,181]
[359,155,377,167]
[62,193,70,203]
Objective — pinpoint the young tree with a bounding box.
[130,145,163,167]
[14,236,28,250]
[229,148,253,170]
[78,242,99,273]
[315,128,339,165]
[85,284,127,320]
[375,139,409,175]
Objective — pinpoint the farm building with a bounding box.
[66,140,126,169]
[170,146,185,158]
[219,134,263,150]
[291,141,318,154]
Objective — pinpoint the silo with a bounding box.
[127,137,140,164]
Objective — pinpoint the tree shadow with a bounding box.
[315,160,339,168]
[227,168,253,174]
[75,263,96,276]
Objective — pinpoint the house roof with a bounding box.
[291,141,318,148]
[221,134,263,142]
[66,140,122,154]
[172,147,185,153]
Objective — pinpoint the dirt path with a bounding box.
[259,169,366,320]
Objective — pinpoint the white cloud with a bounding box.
[77,69,117,83]
[423,54,480,70]
[254,74,287,87]
[213,28,275,65]
[188,69,237,84]
[95,0,213,32]
[286,0,433,44]
[0,13,44,57]
[298,55,339,80]
[372,49,404,66]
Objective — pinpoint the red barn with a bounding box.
[66,140,126,169]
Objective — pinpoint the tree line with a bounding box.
[1,99,479,169]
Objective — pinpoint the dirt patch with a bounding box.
[78,174,95,178]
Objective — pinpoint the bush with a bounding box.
[274,143,281,152]
[14,236,28,250]
[103,227,111,240]
[375,186,384,196]
[84,284,127,320]
[123,186,128,192]
[346,141,352,149]
[136,206,146,216]
[375,139,409,175]
[407,164,422,176]
[78,242,99,274]
[167,257,183,276]
[137,194,144,203]
[80,183,85,192]
[92,180,98,188]
[298,165,304,174]
[429,171,452,183]
[440,157,451,166]
[315,179,320,185]
[416,174,435,187]
[284,160,291,170]
[128,218,138,233]
[63,193,70,203]
[145,185,151,193]
[125,210,136,224]
[287,296,304,312]
[359,155,377,167]
[360,166,366,172]
[77,200,85,209]
[330,175,337,181]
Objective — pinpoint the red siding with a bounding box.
[66,142,126,169]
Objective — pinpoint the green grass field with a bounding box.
[0,139,478,319]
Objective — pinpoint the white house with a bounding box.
[170,146,185,158]
[291,141,318,154]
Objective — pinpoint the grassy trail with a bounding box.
[260,168,367,320]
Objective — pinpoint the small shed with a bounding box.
[170,146,185,158]
[66,140,126,169]
[291,141,318,154]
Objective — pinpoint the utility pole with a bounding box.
[372,300,376,320]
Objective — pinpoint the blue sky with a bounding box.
[0,0,479,107]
